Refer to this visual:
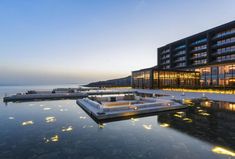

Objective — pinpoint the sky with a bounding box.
[0,0,235,85]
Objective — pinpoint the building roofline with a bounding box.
[158,20,235,49]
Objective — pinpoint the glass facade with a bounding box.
[153,70,200,88]
[132,69,152,89]
[195,64,235,87]
[155,21,235,89]
[132,68,200,89]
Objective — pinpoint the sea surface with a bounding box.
[0,85,234,159]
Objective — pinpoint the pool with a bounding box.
[0,86,234,159]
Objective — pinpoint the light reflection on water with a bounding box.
[0,87,234,159]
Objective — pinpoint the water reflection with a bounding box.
[43,107,51,111]
[45,116,56,123]
[159,123,170,127]
[158,100,235,151]
[98,123,105,128]
[131,118,139,122]
[51,135,59,142]
[143,124,152,130]
[62,126,73,132]
[22,120,34,126]
[212,146,235,157]
[82,125,93,129]
[1,87,235,159]
[43,134,59,143]
[79,116,86,119]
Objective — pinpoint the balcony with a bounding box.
[190,38,207,46]
[212,40,235,48]
[191,47,207,54]
[191,55,207,60]
[161,49,170,55]
[175,65,186,68]
[213,29,235,40]
[174,45,186,51]
[174,51,186,57]
[212,48,235,56]
[174,58,186,63]
[161,61,170,65]
[216,58,235,63]
[161,55,170,60]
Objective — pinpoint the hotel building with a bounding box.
[132,67,200,89]
[132,20,235,89]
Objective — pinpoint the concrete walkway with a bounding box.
[133,89,235,103]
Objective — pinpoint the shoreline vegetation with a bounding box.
[85,76,131,88]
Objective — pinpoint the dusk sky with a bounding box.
[1,0,235,85]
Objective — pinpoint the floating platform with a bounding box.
[3,92,88,102]
[3,89,136,103]
[76,95,186,120]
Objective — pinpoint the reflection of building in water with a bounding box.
[201,101,235,111]
[158,101,235,150]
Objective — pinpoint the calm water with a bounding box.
[0,86,235,159]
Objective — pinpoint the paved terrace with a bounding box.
[133,89,235,103]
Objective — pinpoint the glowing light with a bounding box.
[183,99,192,104]
[183,118,193,123]
[51,135,59,142]
[176,111,184,114]
[202,93,206,97]
[131,118,139,122]
[43,138,50,143]
[98,124,105,128]
[62,126,73,132]
[80,116,86,119]
[200,112,210,116]
[22,120,34,126]
[83,125,94,128]
[212,146,235,157]
[8,117,15,120]
[43,135,59,143]
[160,123,169,127]
[174,114,182,118]
[39,104,44,107]
[229,103,235,111]
[43,107,51,111]
[143,124,152,130]
[45,116,56,123]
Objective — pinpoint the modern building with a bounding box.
[132,66,200,89]
[132,20,235,89]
